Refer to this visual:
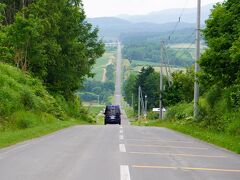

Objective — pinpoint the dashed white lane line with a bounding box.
[120,126,123,129]
[119,144,126,152]
[120,135,124,140]
[120,129,123,134]
[120,165,131,180]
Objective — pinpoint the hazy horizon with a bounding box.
[83,0,224,18]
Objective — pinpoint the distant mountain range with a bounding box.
[118,4,214,24]
[87,4,214,40]
[87,17,195,40]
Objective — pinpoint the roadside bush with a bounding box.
[55,95,94,123]
[147,111,159,120]
[20,90,35,110]
[166,84,240,135]
[206,85,222,108]
[225,85,240,110]
[165,102,193,121]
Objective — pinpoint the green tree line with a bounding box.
[123,66,194,112]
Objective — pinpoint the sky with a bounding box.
[82,0,224,18]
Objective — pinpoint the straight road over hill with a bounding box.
[0,43,240,180]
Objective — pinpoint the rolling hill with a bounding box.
[87,17,195,40]
[87,4,214,40]
[119,4,214,24]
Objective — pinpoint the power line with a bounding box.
[175,39,196,60]
[169,30,195,55]
[166,0,189,43]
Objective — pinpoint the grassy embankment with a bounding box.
[0,63,94,148]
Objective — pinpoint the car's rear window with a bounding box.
[106,106,120,115]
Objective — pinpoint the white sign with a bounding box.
[152,108,160,112]
[152,108,166,112]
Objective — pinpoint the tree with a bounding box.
[123,66,196,113]
[143,72,160,110]
[123,73,136,105]
[1,0,34,25]
[133,66,159,111]
[164,68,194,106]
[199,1,240,88]
[1,0,105,99]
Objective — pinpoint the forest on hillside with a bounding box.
[121,30,196,67]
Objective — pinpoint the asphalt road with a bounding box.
[0,42,240,180]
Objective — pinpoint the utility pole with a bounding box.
[138,86,141,120]
[144,95,148,119]
[159,42,164,119]
[194,0,201,117]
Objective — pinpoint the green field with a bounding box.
[131,60,160,66]
[92,52,116,81]
[126,60,185,74]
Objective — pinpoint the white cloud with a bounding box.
[82,0,224,18]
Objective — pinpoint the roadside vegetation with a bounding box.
[124,0,240,154]
[0,0,104,148]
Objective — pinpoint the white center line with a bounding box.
[119,144,126,152]
[120,165,131,180]
[120,135,124,140]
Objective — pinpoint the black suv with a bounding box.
[104,105,121,125]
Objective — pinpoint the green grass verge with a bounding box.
[132,120,240,154]
[0,119,89,149]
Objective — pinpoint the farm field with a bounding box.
[123,59,185,77]
[92,52,116,81]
